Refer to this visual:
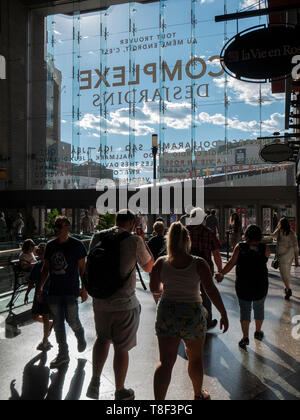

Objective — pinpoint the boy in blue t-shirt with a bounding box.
[24,243,53,352]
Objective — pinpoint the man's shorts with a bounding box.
[93,302,141,352]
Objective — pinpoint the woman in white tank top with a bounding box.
[273,217,299,300]
[150,222,229,401]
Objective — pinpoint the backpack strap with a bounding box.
[114,231,136,283]
[136,263,147,291]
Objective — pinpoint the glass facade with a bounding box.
[12,0,294,192]
[0,0,299,239]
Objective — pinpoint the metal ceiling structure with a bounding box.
[20,0,159,14]
[215,2,300,22]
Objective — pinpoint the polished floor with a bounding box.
[0,259,299,400]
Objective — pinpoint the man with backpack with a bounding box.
[86,210,154,400]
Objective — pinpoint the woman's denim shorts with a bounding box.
[238,297,266,322]
[155,300,208,340]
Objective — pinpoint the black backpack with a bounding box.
[85,229,135,299]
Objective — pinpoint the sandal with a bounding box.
[195,390,211,400]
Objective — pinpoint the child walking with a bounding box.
[24,243,53,351]
[19,239,37,272]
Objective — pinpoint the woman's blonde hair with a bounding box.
[36,243,47,256]
[167,222,190,261]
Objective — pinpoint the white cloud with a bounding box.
[167,148,188,154]
[77,101,193,137]
[77,111,153,137]
[152,102,192,130]
[78,98,284,138]
[214,77,284,106]
[198,111,284,135]
[239,0,262,10]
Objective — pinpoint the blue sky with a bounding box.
[47,0,285,181]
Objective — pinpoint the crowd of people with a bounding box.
[17,208,298,400]
[0,213,26,242]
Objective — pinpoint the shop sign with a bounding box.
[235,149,246,165]
[260,143,293,163]
[221,25,300,82]
[0,55,6,80]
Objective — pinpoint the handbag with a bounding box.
[271,249,279,269]
[271,257,279,269]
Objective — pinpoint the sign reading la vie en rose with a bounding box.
[0,55,6,80]
[221,25,300,82]
[260,143,294,163]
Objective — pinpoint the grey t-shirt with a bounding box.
[89,227,152,311]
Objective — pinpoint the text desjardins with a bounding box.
[79,57,224,106]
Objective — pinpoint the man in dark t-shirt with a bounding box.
[38,216,88,369]
[205,210,219,235]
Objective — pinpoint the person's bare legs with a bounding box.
[183,337,206,398]
[255,320,263,333]
[86,337,111,399]
[42,314,53,343]
[32,314,53,345]
[114,350,129,392]
[92,337,111,378]
[32,314,43,324]
[154,336,181,400]
[241,321,250,339]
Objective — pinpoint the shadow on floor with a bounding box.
[176,332,300,401]
[9,354,87,401]
[203,334,282,400]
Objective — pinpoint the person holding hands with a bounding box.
[216,225,270,350]
[150,222,228,401]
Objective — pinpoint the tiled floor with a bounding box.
[0,260,299,400]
